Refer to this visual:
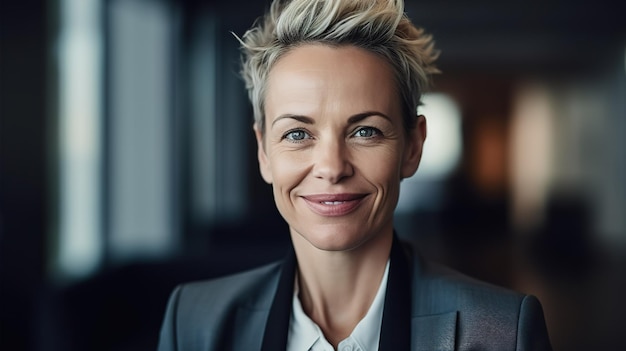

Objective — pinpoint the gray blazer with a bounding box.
[157,237,552,350]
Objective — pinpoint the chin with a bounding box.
[291,224,376,252]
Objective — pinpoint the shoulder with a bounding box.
[172,260,283,313]
[422,260,524,305]
[405,243,524,311]
[158,261,283,350]
[406,244,552,350]
[163,261,282,332]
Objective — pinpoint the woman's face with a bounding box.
[255,45,425,252]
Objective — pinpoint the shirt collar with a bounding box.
[287,260,390,351]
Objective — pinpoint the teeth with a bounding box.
[322,201,344,205]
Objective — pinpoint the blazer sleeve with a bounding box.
[516,295,552,351]
[157,285,183,351]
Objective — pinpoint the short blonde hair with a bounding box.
[238,0,439,134]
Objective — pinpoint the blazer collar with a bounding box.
[380,234,458,351]
[257,234,458,351]
[407,240,458,351]
[260,245,296,351]
[378,234,412,350]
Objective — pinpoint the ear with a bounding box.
[254,123,273,184]
[401,115,427,179]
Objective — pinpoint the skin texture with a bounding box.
[254,44,426,346]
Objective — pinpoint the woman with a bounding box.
[158,0,552,350]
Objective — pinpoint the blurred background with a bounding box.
[1,0,625,350]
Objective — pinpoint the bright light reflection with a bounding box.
[509,82,553,233]
[417,93,463,178]
[57,0,102,278]
[397,93,462,212]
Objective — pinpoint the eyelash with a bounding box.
[352,126,381,138]
[282,129,311,142]
[281,126,382,143]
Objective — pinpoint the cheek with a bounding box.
[268,150,309,192]
[355,146,403,185]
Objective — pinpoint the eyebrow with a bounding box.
[348,111,391,124]
[271,111,391,128]
[271,114,314,127]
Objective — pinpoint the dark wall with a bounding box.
[1,1,50,350]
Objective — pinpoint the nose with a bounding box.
[311,137,354,183]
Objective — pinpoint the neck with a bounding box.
[291,230,393,347]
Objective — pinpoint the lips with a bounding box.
[301,193,367,217]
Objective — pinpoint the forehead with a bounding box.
[264,44,401,120]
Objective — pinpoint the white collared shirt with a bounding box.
[286,260,390,351]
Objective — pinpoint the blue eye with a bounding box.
[353,127,380,138]
[284,130,310,141]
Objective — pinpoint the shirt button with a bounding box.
[342,346,353,351]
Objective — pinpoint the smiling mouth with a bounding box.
[301,194,367,216]
[321,201,346,205]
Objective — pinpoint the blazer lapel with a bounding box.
[232,307,273,351]
[412,312,457,351]
[379,234,412,350]
[249,234,458,351]
[380,234,457,350]
[407,239,458,351]
[230,260,286,351]
[259,246,297,351]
